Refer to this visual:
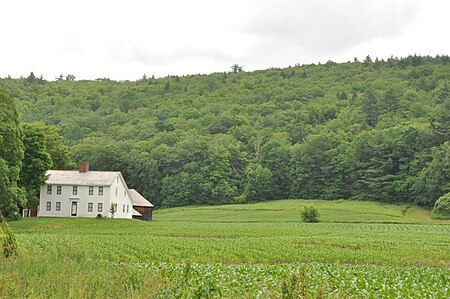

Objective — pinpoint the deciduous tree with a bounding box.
[0,90,25,216]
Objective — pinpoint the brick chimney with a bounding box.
[79,162,90,173]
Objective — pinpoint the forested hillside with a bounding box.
[1,55,449,208]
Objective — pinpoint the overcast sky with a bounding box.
[1,0,449,80]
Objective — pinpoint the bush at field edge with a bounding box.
[431,192,450,220]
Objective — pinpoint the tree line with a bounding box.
[0,90,74,217]
[0,55,449,210]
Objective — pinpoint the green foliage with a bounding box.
[0,216,18,258]
[109,203,117,219]
[413,142,450,206]
[39,124,75,170]
[432,192,450,219]
[231,64,243,72]
[260,133,292,199]
[238,163,273,202]
[300,205,320,223]
[291,132,346,200]
[361,88,379,127]
[1,55,450,208]
[0,89,25,216]
[19,123,53,209]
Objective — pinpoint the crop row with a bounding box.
[2,256,448,298]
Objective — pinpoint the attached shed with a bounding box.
[129,189,154,221]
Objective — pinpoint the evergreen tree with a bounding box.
[363,55,372,66]
[361,89,379,127]
[26,72,36,84]
[380,87,401,114]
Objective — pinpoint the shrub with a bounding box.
[432,192,450,219]
[300,206,320,223]
[7,213,21,221]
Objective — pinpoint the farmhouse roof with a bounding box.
[45,170,120,186]
[132,208,142,217]
[129,189,154,207]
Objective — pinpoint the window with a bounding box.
[47,185,52,194]
[98,186,103,196]
[46,202,51,211]
[73,186,77,195]
[126,205,129,213]
[57,186,62,195]
[124,190,126,197]
[56,202,61,211]
[123,204,125,213]
[89,186,94,195]
[88,202,93,212]
[98,203,103,212]
[115,188,118,196]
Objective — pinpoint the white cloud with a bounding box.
[0,0,448,80]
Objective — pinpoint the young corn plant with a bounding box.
[0,216,18,258]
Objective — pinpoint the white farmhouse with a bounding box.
[38,162,151,219]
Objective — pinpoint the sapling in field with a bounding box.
[110,203,117,219]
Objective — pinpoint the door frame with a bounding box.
[70,201,78,217]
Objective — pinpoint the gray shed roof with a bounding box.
[129,189,154,207]
[46,170,120,186]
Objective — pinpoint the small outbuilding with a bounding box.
[129,189,154,221]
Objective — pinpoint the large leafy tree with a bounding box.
[0,90,25,216]
[19,123,53,209]
[260,133,292,199]
[413,142,450,206]
[430,98,450,145]
[237,163,273,202]
[290,132,343,200]
[40,124,76,170]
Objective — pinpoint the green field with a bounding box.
[2,200,449,298]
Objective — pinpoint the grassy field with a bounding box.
[1,200,449,298]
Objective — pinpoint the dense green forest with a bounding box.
[1,55,449,210]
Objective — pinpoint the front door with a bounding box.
[71,202,78,217]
